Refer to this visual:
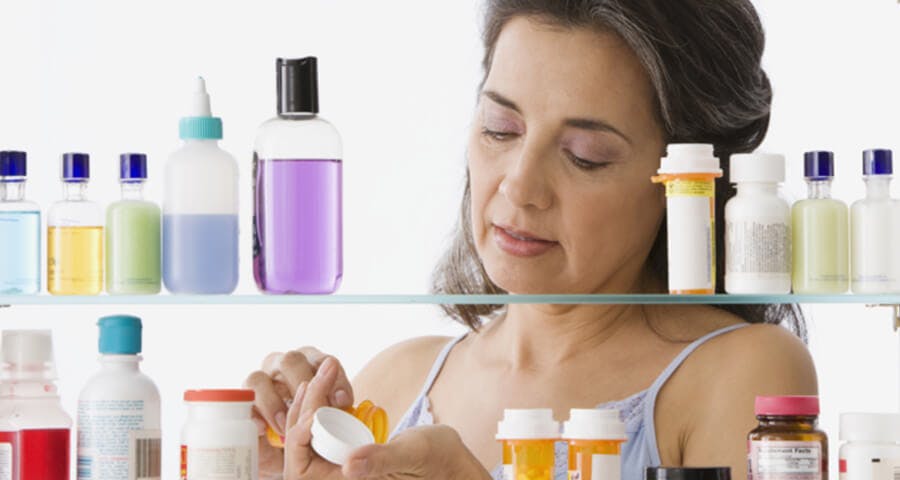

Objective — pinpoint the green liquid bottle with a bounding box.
[106,153,161,294]
[792,151,848,294]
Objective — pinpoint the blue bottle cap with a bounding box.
[804,151,834,179]
[62,152,90,181]
[863,149,893,176]
[120,153,148,181]
[98,315,142,355]
[0,151,26,177]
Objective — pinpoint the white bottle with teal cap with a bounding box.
[163,77,239,294]
[77,315,161,480]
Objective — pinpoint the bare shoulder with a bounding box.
[351,336,455,429]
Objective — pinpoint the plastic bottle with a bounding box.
[0,383,17,480]
[253,57,343,294]
[562,409,626,480]
[48,152,104,295]
[107,154,162,295]
[77,315,161,480]
[748,396,828,480]
[724,153,792,294]
[850,149,897,293]
[496,409,560,480]
[792,151,849,294]
[839,413,900,480]
[1,330,72,480]
[651,144,723,294]
[0,151,40,295]
[266,399,388,448]
[164,77,239,294]
[645,467,731,480]
[180,389,257,480]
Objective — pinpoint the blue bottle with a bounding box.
[0,151,41,294]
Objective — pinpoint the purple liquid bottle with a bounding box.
[253,57,343,294]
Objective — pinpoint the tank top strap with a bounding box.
[413,334,467,400]
[640,322,751,465]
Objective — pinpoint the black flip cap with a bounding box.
[277,57,319,115]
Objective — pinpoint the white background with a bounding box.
[0,0,898,478]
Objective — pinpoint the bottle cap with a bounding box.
[62,152,90,181]
[562,409,626,440]
[184,389,255,402]
[311,406,375,465]
[1,330,57,381]
[496,409,560,440]
[755,395,820,416]
[729,153,785,184]
[98,315,143,355]
[863,149,893,176]
[179,77,223,140]
[657,144,722,175]
[277,57,319,115]
[840,413,900,443]
[119,153,148,181]
[0,151,27,177]
[803,151,834,179]
[645,467,731,480]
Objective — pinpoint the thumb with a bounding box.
[342,436,427,478]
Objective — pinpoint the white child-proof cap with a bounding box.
[730,152,786,184]
[311,407,376,465]
[657,144,722,175]
[496,409,560,440]
[562,409,627,440]
[1,330,57,380]
[840,413,900,443]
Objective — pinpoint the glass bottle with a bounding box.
[0,151,41,294]
[748,396,828,480]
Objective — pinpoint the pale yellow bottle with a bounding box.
[497,409,560,480]
[48,153,104,295]
[792,151,848,294]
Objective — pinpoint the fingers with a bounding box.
[297,348,355,409]
[342,426,432,478]
[281,348,355,409]
[276,350,317,392]
[284,382,314,478]
[245,370,289,436]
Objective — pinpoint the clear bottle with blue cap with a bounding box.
[164,77,239,294]
[0,150,40,294]
[792,151,849,294]
[77,315,161,480]
[851,149,897,293]
[107,153,162,295]
[48,152,104,295]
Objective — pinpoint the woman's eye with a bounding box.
[566,151,609,171]
[481,127,517,141]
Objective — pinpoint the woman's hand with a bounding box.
[244,348,355,479]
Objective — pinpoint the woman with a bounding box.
[245,1,816,479]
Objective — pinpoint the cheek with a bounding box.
[467,136,505,236]
[565,182,664,256]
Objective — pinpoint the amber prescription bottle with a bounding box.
[748,396,828,480]
[497,409,560,480]
[563,409,626,480]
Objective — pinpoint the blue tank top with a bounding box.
[389,323,748,480]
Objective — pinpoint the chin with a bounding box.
[481,251,567,294]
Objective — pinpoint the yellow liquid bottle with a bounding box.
[563,409,626,480]
[497,409,560,480]
[47,153,104,295]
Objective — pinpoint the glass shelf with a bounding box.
[2,294,900,306]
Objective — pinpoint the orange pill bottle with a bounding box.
[563,409,626,480]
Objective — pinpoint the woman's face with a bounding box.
[469,16,666,294]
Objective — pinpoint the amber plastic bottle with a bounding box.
[748,396,828,480]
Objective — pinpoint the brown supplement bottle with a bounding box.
[748,396,828,480]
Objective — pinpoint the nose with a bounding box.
[498,141,554,210]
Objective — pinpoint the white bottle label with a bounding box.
[0,443,11,480]
[183,446,253,480]
[749,440,822,480]
[667,195,715,291]
[840,455,900,480]
[77,399,160,480]
[726,219,790,275]
[568,453,620,480]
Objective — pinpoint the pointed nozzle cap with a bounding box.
[180,76,223,140]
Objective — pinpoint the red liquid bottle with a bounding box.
[0,384,17,480]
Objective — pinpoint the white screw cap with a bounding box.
[311,407,375,465]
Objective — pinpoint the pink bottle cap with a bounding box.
[755,396,819,416]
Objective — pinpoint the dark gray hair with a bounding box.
[432,0,805,338]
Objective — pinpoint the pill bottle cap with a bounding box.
[0,151,27,177]
[277,57,319,115]
[184,389,255,402]
[496,409,560,440]
[840,413,900,443]
[755,396,819,416]
[98,315,142,355]
[804,151,834,179]
[863,149,893,176]
[646,467,731,480]
[562,409,626,440]
[119,153,148,181]
[1,330,57,381]
[62,152,90,182]
[657,144,722,175]
[311,406,375,465]
[179,77,223,140]
[729,153,785,184]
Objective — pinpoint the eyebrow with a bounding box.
[482,89,633,145]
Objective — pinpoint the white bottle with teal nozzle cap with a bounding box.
[163,77,239,294]
[77,315,161,480]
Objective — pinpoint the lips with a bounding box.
[492,224,558,257]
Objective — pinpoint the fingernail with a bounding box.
[275,411,287,434]
[332,389,351,407]
[345,458,369,476]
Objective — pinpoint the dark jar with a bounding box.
[748,396,828,480]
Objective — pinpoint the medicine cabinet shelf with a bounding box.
[3,293,900,306]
